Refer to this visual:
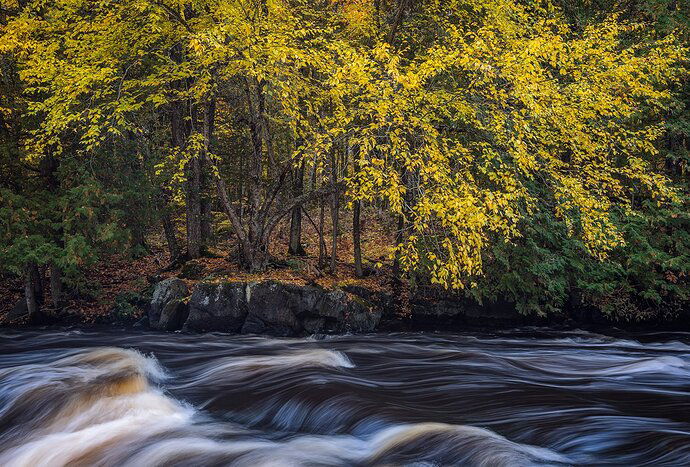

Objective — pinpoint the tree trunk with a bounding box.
[130,222,148,254]
[351,143,363,278]
[200,198,212,252]
[392,169,412,280]
[49,262,62,309]
[245,78,264,256]
[392,213,404,279]
[330,191,340,272]
[30,262,43,304]
[288,161,306,256]
[185,156,202,259]
[329,148,340,272]
[161,204,180,260]
[25,263,42,323]
[169,45,198,259]
[200,97,216,254]
[171,97,200,259]
[246,240,270,273]
[38,154,62,305]
[318,197,326,268]
[353,199,363,278]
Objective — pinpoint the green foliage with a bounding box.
[111,290,146,320]
[0,159,128,287]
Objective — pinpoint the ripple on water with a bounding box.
[0,330,688,466]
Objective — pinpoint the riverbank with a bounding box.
[4,269,689,335]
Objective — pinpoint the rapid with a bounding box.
[0,328,689,466]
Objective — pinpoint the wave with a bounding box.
[116,422,571,466]
[0,346,571,466]
[0,348,195,467]
[176,349,354,389]
[1,330,689,466]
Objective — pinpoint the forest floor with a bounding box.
[0,206,398,324]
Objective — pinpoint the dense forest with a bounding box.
[0,0,689,324]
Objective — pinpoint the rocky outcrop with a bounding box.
[184,282,248,333]
[149,278,189,331]
[150,279,382,336]
[146,278,549,335]
[241,282,315,336]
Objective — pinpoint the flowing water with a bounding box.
[1,328,689,466]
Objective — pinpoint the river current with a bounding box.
[0,328,689,466]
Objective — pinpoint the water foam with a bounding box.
[0,348,191,467]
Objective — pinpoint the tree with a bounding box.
[2,0,351,272]
[341,0,686,289]
[1,0,688,320]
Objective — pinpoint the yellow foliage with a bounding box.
[2,0,686,288]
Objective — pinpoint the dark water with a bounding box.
[1,328,689,466]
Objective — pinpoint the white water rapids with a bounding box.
[0,329,689,465]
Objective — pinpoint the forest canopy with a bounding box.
[1,0,689,321]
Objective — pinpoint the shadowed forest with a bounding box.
[1,0,689,325]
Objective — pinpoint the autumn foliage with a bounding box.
[0,0,689,321]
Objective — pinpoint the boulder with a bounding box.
[409,296,533,328]
[410,299,465,325]
[242,281,315,336]
[156,300,189,331]
[303,317,327,334]
[6,298,29,323]
[133,315,149,328]
[149,278,189,329]
[169,279,384,336]
[184,282,248,332]
[317,290,380,332]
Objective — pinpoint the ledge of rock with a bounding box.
[149,277,189,331]
[148,279,382,336]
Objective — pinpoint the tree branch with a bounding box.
[265,181,345,235]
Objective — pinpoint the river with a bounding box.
[0,328,689,466]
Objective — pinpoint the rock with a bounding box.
[343,301,382,332]
[240,314,268,334]
[156,299,189,331]
[342,285,395,313]
[149,278,189,329]
[133,315,149,328]
[180,260,206,280]
[147,274,162,284]
[184,282,248,332]
[243,281,308,336]
[175,280,383,336]
[317,290,380,332]
[409,295,538,329]
[411,299,466,324]
[463,300,521,324]
[6,298,29,322]
[340,284,375,301]
[303,317,326,334]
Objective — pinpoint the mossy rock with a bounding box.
[180,260,206,279]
